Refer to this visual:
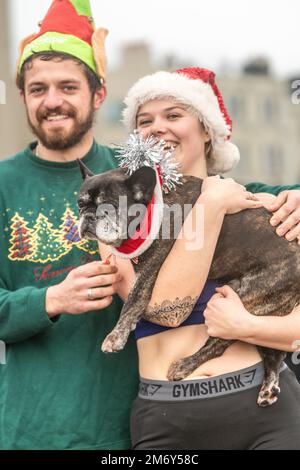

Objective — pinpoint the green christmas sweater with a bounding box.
[0,141,138,450]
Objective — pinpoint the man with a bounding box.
[0,0,138,450]
[0,0,299,450]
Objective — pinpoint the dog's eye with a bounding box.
[97,205,116,219]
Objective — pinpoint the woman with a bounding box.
[100,67,300,450]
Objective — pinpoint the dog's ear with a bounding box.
[126,167,157,204]
[77,159,95,180]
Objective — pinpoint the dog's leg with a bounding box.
[256,347,286,407]
[167,337,234,381]
[102,239,179,353]
[101,264,159,353]
[101,289,143,353]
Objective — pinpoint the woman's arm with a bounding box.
[244,310,300,352]
[204,285,300,352]
[98,178,262,318]
[146,177,262,326]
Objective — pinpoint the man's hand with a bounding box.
[204,285,253,340]
[267,190,300,244]
[46,261,122,317]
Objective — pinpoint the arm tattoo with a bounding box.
[143,296,198,327]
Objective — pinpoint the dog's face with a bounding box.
[77,160,157,246]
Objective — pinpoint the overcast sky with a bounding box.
[9,0,300,78]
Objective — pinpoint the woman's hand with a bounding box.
[205,285,300,351]
[201,176,262,215]
[204,285,254,339]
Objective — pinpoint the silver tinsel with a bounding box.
[115,130,182,193]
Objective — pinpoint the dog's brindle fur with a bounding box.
[78,162,300,406]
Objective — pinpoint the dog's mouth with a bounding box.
[94,232,124,247]
[83,230,97,240]
[80,229,98,240]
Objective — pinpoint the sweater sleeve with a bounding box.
[0,281,59,344]
[245,182,300,195]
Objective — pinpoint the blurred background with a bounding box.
[0,0,300,184]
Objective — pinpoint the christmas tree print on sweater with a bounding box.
[60,207,81,245]
[58,207,95,254]
[8,209,98,263]
[29,214,70,263]
[8,213,35,260]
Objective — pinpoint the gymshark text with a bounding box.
[139,369,257,399]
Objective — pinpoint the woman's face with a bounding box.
[136,99,210,177]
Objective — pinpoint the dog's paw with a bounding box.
[101,331,127,353]
[167,359,193,381]
[257,381,280,407]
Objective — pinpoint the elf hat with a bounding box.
[17,0,108,82]
[123,67,240,174]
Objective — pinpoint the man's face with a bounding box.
[22,58,106,150]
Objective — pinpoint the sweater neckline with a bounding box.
[25,140,99,170]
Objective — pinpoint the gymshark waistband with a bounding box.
[138,362,288,401]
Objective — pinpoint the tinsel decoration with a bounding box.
[115,130,182,193]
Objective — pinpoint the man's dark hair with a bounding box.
[17,51,102,95]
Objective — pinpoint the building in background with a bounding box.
[1,1,299,185]
[221,59,300,184]
[99,50,300,185]
[0,0,31,158]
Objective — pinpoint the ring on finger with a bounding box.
[88,288,94,301]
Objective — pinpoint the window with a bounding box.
[227,96,244,121]
[263,145,283,178]
[262,98,278,122]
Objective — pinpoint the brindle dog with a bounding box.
[77,161,300,406]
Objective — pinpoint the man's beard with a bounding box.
[26,101,95,150]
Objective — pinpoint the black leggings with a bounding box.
[131,367,300,450]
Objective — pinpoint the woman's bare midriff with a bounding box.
[137,323,262,380]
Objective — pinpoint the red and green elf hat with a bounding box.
[17,0,108,82]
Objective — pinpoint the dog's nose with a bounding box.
[79,219,88,238]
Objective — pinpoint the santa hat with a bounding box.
[17,0,108,82]
[123,67,240,174]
